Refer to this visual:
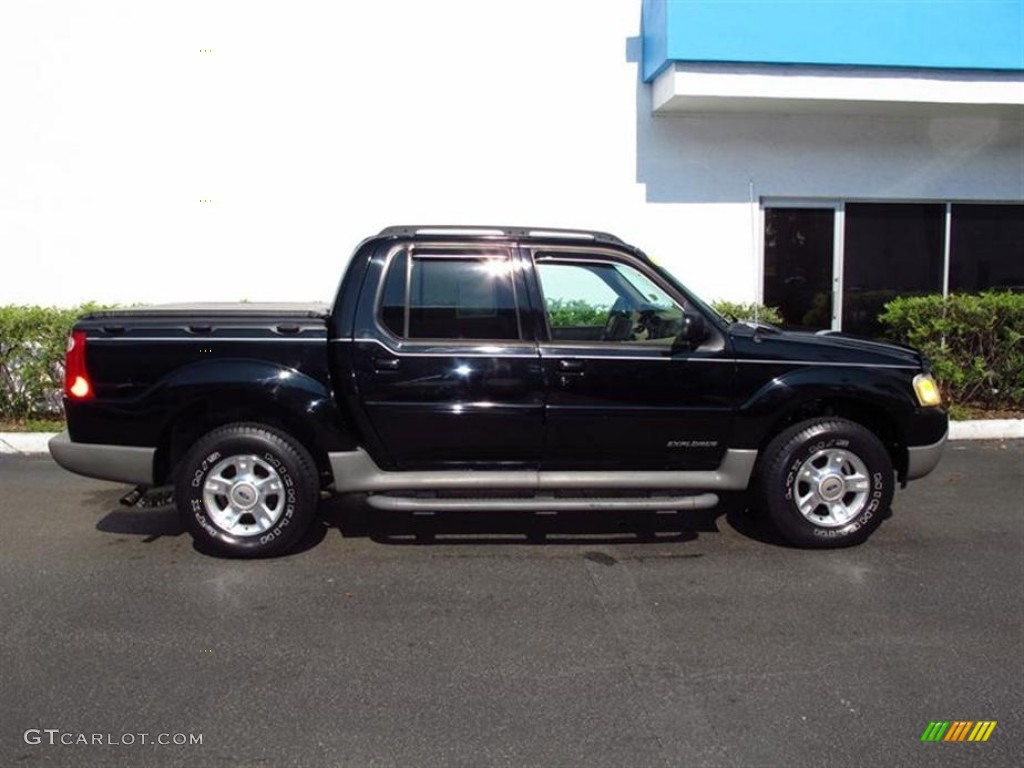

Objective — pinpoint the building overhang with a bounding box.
[642,1,1024,83]
[651,63,1024,118]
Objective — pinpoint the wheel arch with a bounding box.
[736,368,914,481]
[754,395,908,480]
[151,366,356,486]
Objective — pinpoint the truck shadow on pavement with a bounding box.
[95,496,330,557]
[92,488,187,543]
[319,492,790,548]
[93,489,790,554]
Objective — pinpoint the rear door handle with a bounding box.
[557,359,585,375]
[373,357,401,372]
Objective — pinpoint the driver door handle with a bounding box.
[557,359,585,375]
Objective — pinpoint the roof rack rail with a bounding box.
[376,225,625,246]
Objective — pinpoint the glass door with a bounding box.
[763,205,841,331]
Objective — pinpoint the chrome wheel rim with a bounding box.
[203,455,284,536]
[792,448,871,528]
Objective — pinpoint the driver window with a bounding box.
[536,259,685,344]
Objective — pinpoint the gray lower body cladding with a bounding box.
[327,448,758,493]
[47,433,758,495]
[48,432,156,485]
[905,430,948,480]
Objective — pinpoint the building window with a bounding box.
[842,203,945,337]
[763,201,1024,338]
[949,204,1024,293]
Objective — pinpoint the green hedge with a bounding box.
[0,304,109,421]
[545,298,609,327]
[880,292,1024,410]
[709,301,783,326]
[546,299,784,327]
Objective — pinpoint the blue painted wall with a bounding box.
[642,0,1024,81]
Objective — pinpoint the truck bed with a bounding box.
[68,302,333,448]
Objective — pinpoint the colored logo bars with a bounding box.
[921,721,997,742]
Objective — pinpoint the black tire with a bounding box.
[175,423,319,557]
[757,418,894,548]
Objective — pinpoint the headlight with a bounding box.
[913,373,942,407]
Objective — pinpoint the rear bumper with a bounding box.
[906,429,948,480]
[48,431,155,485]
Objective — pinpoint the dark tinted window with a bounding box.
[843,203,944,336]
[379,251,408,337]
[950,204,1024,292]
[763,208,835,330]
[379,254,520,340]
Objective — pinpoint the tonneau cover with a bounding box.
[81,302,331,320]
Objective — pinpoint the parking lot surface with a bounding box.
[1,441,1021,767]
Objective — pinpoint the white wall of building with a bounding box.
[2,1,1020,307]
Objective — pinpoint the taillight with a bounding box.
[64,330,94,400]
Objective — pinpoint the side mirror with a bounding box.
[673,312,708,351]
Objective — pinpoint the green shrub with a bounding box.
[710,301,783,326]
[0,304,111,421]
[546,298,609,327]
[879,292,1024,410]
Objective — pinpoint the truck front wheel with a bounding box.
[175,423,319,557]
[758,418,894,548]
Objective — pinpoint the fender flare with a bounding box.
[735,367,914,451]
[150,360,356,481]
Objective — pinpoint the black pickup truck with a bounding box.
[50,226,947,556]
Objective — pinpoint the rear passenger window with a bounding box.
[379,251,408,337]
[378,251,521,340]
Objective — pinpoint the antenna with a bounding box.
[749,179,759,326]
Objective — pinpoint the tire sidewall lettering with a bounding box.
[190,451,222,489]
[812,508,873,538]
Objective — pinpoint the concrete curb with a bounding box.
[948,419,1024,441]
[2,421,1022,455]
[0,433,54,455]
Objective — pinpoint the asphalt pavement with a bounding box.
[1,441,1021,767]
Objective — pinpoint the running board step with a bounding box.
[365,493,719,513]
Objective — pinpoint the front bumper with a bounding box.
[905,429,948,480]
[48,431,155,485]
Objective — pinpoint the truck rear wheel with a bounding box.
[758,418,893,548]
[175,423,319,557]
